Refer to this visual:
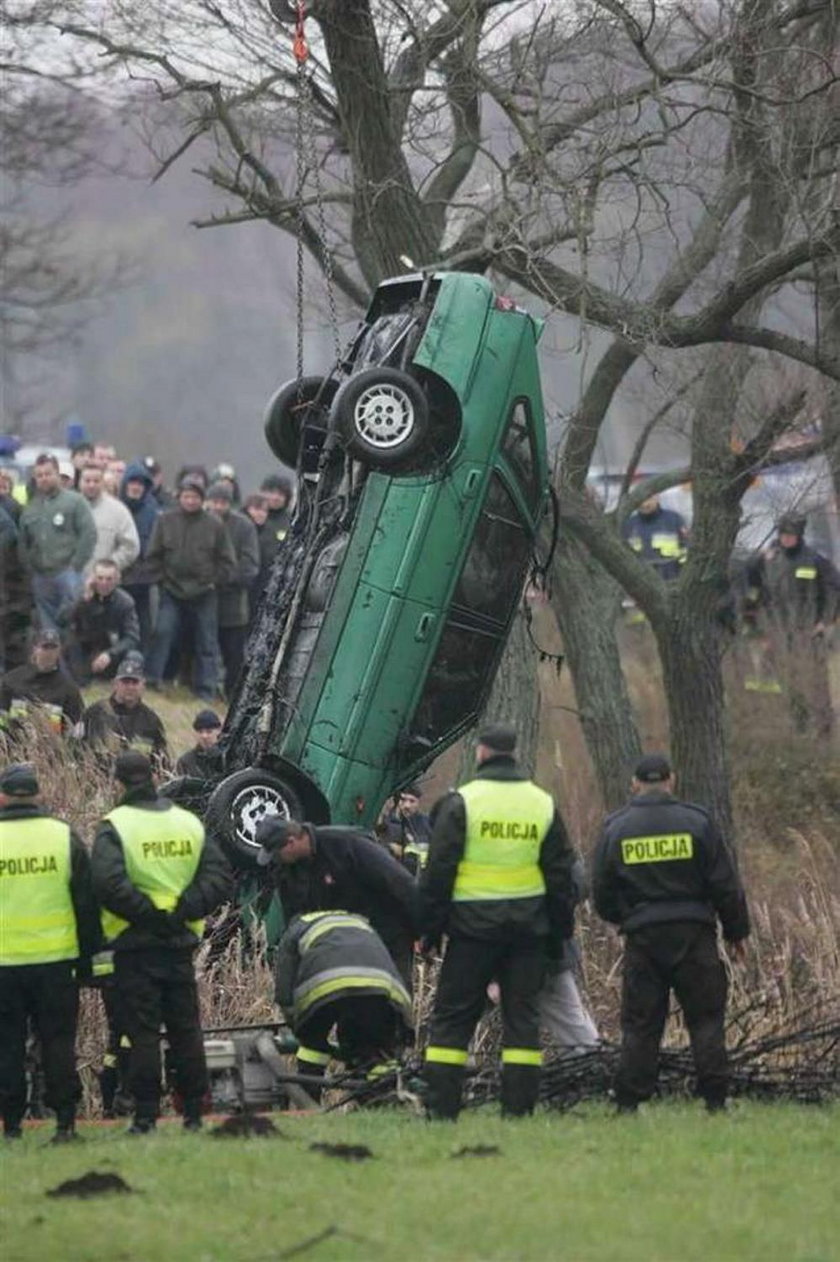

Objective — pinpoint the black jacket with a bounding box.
[0,664,84,730]
[81,696,169,770]
[91,785,232,952]
[215,511,260,628]
[145,507,237,601]
[0,802,102,964]
[418,756,576,953]
[749,541,840,633]
[592,790,750,940]
[64,587,141,665]
[274,825,418,957]
[175,745,223,780]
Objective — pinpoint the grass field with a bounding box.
[1,1103,837,1262]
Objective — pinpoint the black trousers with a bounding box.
[295,994,404,1094]
[616,922,729,1107]
[115,948,208,1121]
[218,624,248,698]
[0,962,79,1130]
[425,934,546,1119]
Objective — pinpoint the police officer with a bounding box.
[91,751,231,1134]
[272,910,413,1099]
[418,723,576,1120]
[592,753,750,1113]
[0,763,100,1142]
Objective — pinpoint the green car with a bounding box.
[204,270,550,871]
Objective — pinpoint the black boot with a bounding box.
[423,1063,464,1121]
[183,1098,203,1132]
[500,1063,539,1118]
[127,1116,156,1136]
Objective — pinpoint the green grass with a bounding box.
[1,1103,837,1261]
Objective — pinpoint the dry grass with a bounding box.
[3,646,838,1113]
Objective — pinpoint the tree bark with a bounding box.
[550,535,641,811]
[458,607,541,780]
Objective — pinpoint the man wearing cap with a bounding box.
[592,754,750,1114]
[18,452,97,631]
[275,911,413,1099]
[206,482,259,697]
[80,654,168,771]
[259,474,294,564]
[0,763,100,1141]
[91,751,231,1133]
[0,629,84,735]
[255,817,418,986]
[175,710,223,779]
[418,723,576,1120]
[382,783,432,876]
[144,479,237,701]
[745,515,839,735]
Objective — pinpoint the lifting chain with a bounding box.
[293,1,342,395]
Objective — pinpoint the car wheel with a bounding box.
[333,366,429,469]
[264,376,338,469]
[206,768,303,870]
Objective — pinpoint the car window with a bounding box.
[502,399,539,503]
[453,475,531,621]
[411,619,499,745]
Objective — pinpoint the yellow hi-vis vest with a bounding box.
[0,817,78,965]
[453,778,553,901]
[100,804,206,943]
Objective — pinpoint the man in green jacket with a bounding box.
[18,453,97,631]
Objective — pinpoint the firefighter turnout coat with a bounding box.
[274,911,413,1033]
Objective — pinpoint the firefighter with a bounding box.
[418,723,576,1120]
[255,817,418,987]
[91,751,232,1134]
[382,783,432,876]
[272,910,413,1100]
[0,762,100,1142]
[592,753,750,1113]
[621,494,688,581]
[746,515,839,735]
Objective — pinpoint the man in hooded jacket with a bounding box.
[120,464,161,653]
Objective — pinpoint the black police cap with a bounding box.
[255,816,301,866]
[0,763,39,797]
[477,723,517,754]
[634,753,672,784]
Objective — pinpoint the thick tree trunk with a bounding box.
[550,536,641,810]
[654,604,733,840]
[317,0,439,285]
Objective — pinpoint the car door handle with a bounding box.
[464,469,482,496]
[415,612,436,642]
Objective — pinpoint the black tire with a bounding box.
[332,366,430,469]
[206,767,303,870]
[264,376,338,469]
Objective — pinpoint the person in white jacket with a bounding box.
[79,465,140,576]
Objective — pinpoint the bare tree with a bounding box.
[18,0,839,819]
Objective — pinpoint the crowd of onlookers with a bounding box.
[0,441,295,766]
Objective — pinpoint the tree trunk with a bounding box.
[317,0,439,286]
[654,603,733,840]
[550,535,641,810]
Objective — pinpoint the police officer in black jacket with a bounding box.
[255,817,418,986]
[592,753,750,1113]
[91,752,232,1134]
[419,723,576,1120]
